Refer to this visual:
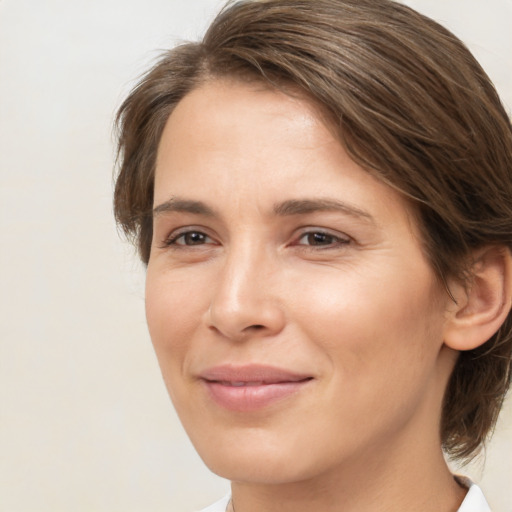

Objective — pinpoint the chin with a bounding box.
[204,452,313,485]
[188,425,336,485]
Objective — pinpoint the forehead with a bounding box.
[154,79,419,234]
[156,79,327,165]
[156,79,346,194]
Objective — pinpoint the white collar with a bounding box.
[197,494,230,512]
[199,478,491,512]
[456,477,491,512]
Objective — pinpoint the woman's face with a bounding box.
[146,80,455,484]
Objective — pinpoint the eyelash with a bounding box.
[162,229,216,248]
[161,228,350,250]
[294,230,350,249]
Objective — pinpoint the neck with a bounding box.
[230,441,466,512]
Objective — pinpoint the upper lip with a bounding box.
[199,364,313,384]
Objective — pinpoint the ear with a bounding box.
[443,246,512,351]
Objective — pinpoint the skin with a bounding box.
[146,80,467,511]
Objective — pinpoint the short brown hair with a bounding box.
[114,0,512,461]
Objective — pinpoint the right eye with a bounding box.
[164,230,214,246]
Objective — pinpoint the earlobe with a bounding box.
[443,246,512,351]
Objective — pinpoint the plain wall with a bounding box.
[1,1,510,510]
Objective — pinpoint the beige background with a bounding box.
[0,1,511,510]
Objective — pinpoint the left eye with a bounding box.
[297,231,348,247]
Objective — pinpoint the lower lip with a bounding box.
[203,380,311,412]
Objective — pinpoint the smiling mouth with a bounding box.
[200,365,313,411]
[226,381,263,386]
[212,378,312,386]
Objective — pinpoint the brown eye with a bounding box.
[297,231,349,247]
[305,232,335,246]
[181,232,208,245]
[166,230,213,246]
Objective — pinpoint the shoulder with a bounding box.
[195,494,231,512]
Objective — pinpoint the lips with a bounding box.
[199,365,313,412]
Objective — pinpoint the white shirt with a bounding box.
[197,481,491,512]
[456,478,491,512]
[197,495,230,512]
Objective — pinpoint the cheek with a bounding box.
[295,262,444,387]
[292,268,446,454]
[145,268,208,370]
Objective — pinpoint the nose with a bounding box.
[206,243,286,341]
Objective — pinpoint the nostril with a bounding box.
[247,324,265,330]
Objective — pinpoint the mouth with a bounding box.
[199,365,314,412]
[217,380,305,386]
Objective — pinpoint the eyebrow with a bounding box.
[152,196,374,223]
[153,198,216,217]
[273,198,375,222]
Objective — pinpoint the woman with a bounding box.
[114,0,512,510]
